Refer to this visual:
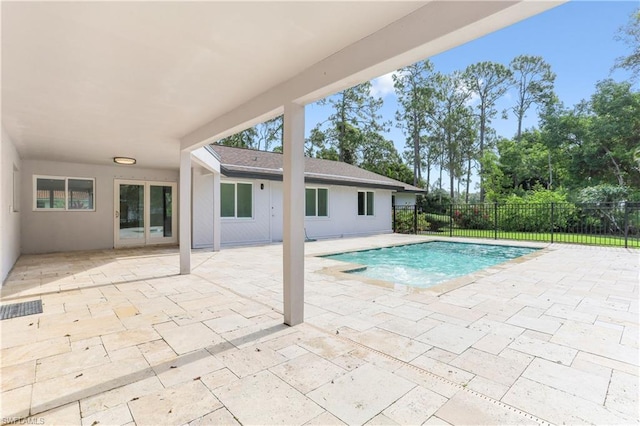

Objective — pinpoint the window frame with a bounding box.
[33,175,96,212]
[305,186,329,218]
[220,181,254,219]
[357,190,375,217]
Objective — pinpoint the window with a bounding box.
[305,187,328,217]
[34,176,94,211]
[357,190,374,216]
[221,182,252,218]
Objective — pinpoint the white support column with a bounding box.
[212,171,221,252]
[282,102,305,326]
[179,150,192,274]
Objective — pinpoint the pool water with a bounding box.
[323,241,538,288]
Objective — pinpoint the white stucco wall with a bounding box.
[219,178,272,246]
[303,185,393,240]
[192,168,215,249]
[1,128,22,282]
[21,160,178,254]
[192,176,394,247]
[393,192,416,206]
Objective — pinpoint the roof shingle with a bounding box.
[211,145,424,192]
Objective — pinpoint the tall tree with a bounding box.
[393,60,434,187]
[426,71,475,200]
[254,116,283,151]
[509,55,556,141]
[217,127,257,149]
[463,61,513,201]
[310,82,386,164]
[539,80,640,190]
[218,116,283,151]
[360,133,414,185]
[613,8,640,81]
[589,79,640,187]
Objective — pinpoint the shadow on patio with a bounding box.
[1,235,638,425]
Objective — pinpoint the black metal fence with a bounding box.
[392,202,640,248]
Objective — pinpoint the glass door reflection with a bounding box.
[149,185,173,239]
[118,183,145,242]
[114,180,177,247]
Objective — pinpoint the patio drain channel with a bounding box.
[0,299,43,320]
[308,323,553,426]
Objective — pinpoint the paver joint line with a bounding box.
[306,323,554,426]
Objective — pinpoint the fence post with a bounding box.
[449,204,453,238]
[392,205,396,233]
[413,204,418,235]
[550,203,555,244]
[624,203,629,249]
[494,202,498,240]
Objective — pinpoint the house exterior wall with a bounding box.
[219,178,272,246]
[20,159,178,254]
[192,168,215,249]
[191,176,394,247]
[394,192,416,206]
[1,128,22,282]
[303,184,393,240]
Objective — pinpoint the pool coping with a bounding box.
[314,237,551,296]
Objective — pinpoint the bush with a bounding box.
[418,190,451,214]
[394,211,430,233]
[423,213,449,232]
[453,205,493,230]
[577,184,630,204]
[498,190,576,232]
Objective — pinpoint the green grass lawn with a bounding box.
[418,228,640,248]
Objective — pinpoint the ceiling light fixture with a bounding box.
[113,157,136,165]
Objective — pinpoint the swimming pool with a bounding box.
[323,241,538,288]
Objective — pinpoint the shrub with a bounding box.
[418,190,451,214]
[394,211,430,233]
[577,184,630,204]
[423,213,449,232]
[453,205,493,230]
[498,190,576,232]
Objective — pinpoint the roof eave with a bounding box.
[220,166,408,192]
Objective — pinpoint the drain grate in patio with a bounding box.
[0,300,43,320]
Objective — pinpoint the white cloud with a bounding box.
[465,92,480,107]
[370,72,397,98]
[455,78,480,107]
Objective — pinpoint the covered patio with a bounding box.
[3,1,562,327]
[1,236,638,424]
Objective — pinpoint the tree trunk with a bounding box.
[412,113,421,186]
[465,156,472,203]
[448,134,454,201]
[516,93,525,142]
[479,109,486,202]
[449,164,455,201]
[425,155,431,193]
[438,160,443,203]
[602,145,625,186]
[516,111,523,142]
[338,94,346,162]
[413,130,420,187]
[548,150,553,190]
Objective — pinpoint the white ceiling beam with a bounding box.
[180,0,564,151]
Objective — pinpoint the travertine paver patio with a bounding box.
[0,235,638,425]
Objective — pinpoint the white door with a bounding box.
[114,180,177,247]
[270,182,283,242]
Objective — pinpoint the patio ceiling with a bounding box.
[2,1,562,169]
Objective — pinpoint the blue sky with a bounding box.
[304,1,638,189]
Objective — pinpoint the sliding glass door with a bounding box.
[114,180,177,247]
